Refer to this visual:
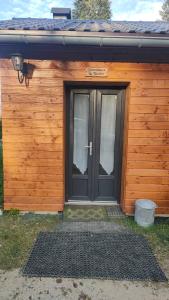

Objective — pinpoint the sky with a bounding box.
[0,0,164,21]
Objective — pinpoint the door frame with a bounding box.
[65,84,126,204]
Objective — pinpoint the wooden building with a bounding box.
[0,10,169,215]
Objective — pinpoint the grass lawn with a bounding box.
[0,211,168,271]
[117,216,169,262]
[0,214,58,270]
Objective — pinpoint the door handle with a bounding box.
[84,141,92,156]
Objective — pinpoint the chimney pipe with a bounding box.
[51,8,71,19]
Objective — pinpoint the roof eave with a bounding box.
[0,30,169,48]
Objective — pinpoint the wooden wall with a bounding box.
[1,60,169,214]
[0,60,64,212]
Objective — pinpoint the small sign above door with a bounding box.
[85,67,108,77]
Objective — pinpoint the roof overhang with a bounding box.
[0,30,169,63]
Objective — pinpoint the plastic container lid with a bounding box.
[135,199,157,210]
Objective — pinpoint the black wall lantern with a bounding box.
[11,54,28,84]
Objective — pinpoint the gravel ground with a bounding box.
[55,221,127,232]
[0,269,169,300]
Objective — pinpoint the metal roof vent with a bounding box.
[51,8,71,19]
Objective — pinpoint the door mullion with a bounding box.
[90,89,97,201]
[88,90,94,200]
[93,90,102,201]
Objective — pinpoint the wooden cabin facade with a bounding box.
[0,16,169,215]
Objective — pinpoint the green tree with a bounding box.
[72,0,112,19]
[160,0,169,21]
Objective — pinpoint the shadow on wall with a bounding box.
[25,63,36,87]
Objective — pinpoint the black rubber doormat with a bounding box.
[22,232,167,281]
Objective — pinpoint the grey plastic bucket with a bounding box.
[134,199,157,227]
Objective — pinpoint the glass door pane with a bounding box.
[99,94,117,175]
[73,93,89,175]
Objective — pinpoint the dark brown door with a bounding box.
[67,88,124,202]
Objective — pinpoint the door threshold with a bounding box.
[66,200,118,206]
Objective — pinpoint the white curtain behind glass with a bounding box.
[73,94,89,174]
[100,95,117,175]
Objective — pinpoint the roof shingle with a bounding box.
[0,18,169,34]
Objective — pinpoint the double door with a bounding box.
[67,88,124,202]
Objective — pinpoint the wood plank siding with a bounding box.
[1,60,169,214]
